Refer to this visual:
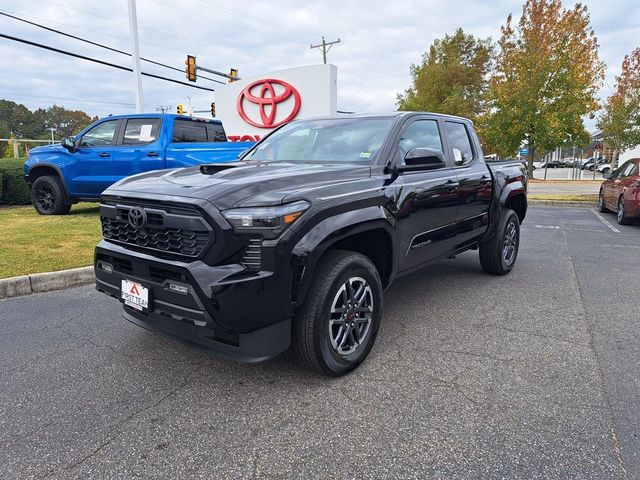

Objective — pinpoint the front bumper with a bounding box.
[94,240,293,363]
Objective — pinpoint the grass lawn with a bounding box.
[0,203,101,279]
[528,194,598,202]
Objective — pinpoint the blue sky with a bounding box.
[0,0,638,133]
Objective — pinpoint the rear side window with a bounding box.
[122,118,160,145]
[445,122,474,166]
[172,120,225,143]
[206,124,226,142]
[172,120,207,142]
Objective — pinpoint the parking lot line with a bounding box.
[589,208,621,233]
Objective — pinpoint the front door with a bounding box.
[69,118,121,196]
[393,117,459,271]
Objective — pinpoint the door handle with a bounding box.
[443,180,459,192]
[480,175,492,185]
[99,152,110,158]
[146,152,159,157]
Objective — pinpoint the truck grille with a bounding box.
[100,202,213,258]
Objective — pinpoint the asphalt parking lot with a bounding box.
[1,207,638,479]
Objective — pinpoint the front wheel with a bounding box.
[293,250,383,376]
[31,175,71,215]
[617,196,631,225]
[479,209,520,275]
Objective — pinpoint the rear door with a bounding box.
[394,116,460,271]
[69,118,121,196]
[110,117,164,180]
[604,161,630,208]
[444,120,492,245]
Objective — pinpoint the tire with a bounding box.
[293,250,383,376]
[617,196,631,225]
[598,189,608,213]
[31,175,71,215]
[479,209,520,275]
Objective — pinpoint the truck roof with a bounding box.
[312,111,474,123]
[99,113,222,124]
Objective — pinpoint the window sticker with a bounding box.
[360,152,372,158]
[453,148,463,163]
[139,124,153,142]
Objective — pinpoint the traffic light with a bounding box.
[177,104,184,115]
[185,55,196,82]
[228,68,238,83]
[211,102,216,117]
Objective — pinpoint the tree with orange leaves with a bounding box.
[597,48,640,167]
[484,0,605,176]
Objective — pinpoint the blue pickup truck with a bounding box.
[24,113,253,215]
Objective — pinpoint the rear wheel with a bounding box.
[479,209,520,275]
[617,196,631,225]
[598,189,608,213]
[31,175,71,215]
[294,250,383,376]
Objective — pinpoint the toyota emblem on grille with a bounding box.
[127,207,147,229]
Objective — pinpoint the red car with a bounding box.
[599,158,640,225]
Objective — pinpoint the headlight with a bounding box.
[221,201,310,239]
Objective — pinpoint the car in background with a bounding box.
[598,158,640,225]
[24,114,254,215]
[538,158,565,168]
[581,157,607,171]
[596,163,613,175]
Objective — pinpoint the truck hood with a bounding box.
[106,161,373,210]
[29,143,64,155]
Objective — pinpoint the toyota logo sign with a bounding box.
[127,207,147,230]
[236,79,301,129]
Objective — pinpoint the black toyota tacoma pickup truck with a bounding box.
[94,112,527,376]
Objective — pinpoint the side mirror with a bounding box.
[398,147,446,172]
[61,137,76,153]
[603,171,612,179]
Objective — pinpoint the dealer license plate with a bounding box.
[121,280,149,311]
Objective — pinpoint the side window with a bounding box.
[206,124,226,142]
[399,120,443,161]
[623,162,636,177]
[80,120,118,147]
[445,122,474,166]
[172,120,207,143]
[122,118,160,145]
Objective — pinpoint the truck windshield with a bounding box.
[244,118,393,164]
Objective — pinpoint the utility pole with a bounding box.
[310,36,341,64]
[127,0,144,113]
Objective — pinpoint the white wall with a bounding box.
[620,145,640,162]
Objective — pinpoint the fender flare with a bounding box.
[26,163,72,200]
[290,205,396,306]
[482,179,527,243]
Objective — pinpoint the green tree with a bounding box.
[34,105,97,139]
[597,48,640,167]
[485,0,604,175]
[397,28,494,127]
[0,100,44,139]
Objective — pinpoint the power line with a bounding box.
[0,33,216,92]
[0,11,225,85]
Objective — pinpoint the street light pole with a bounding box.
[48,127,55,144]
[127,0,144,113]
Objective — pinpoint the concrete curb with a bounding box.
[0,266,94,300]
[528,200,596,208]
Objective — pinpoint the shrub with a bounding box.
[0,158,31,205]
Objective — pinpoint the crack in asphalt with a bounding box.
[40,362,205,478]
[560,226,629,480]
